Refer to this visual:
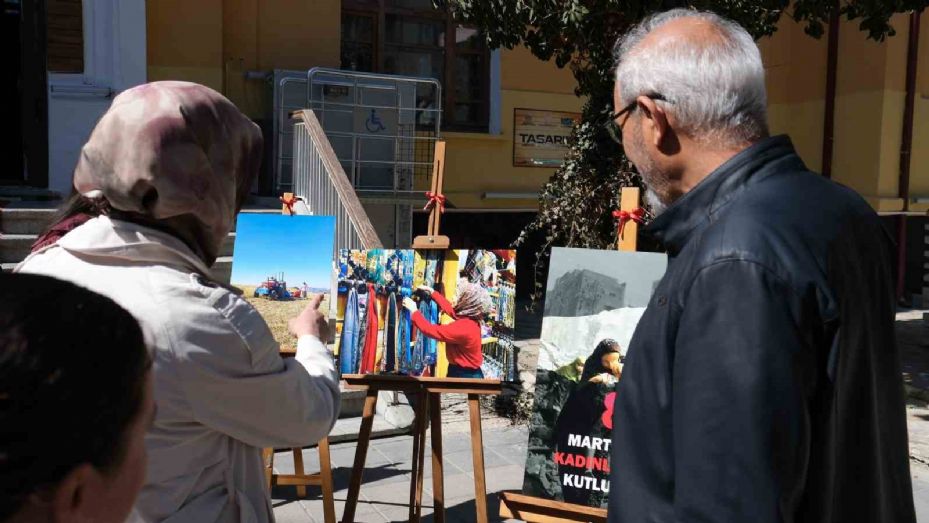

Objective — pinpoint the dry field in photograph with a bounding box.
[234,285,330,353]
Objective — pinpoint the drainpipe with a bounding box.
[821,1,840,179]
[896,11,920,301]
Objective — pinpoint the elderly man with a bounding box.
[609,9,915,523]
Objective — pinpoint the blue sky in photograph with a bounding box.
[230,214,335,289]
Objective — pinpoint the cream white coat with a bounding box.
[16,216,340,522]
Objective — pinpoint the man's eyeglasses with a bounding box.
[605,93,670,145]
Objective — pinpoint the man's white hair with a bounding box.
[614,9,768,147]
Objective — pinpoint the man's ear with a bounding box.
[51,463,98,522]
[636,95,670,149]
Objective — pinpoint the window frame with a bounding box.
[341,0,490,132]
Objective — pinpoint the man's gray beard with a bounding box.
[644,187,668,216]
[629,126,671,217]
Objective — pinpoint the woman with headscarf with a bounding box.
[16,81,339,523]
[553,339,623,506]
[402,281,491,378]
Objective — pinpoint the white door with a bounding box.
[46,0,146,196]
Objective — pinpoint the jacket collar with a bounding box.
[48,215,215,277]
[644,135,806,255]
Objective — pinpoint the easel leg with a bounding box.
[409,391,428,522]
[468,394,488,523]
[415,393,429,521]
[408,398,421,521]
[262,447,274,491]
[429,393,445,523]
[293,448,307,498]
[344,389,378,523]
[318,437,336,523]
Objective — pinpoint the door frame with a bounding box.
[10,0,49,188]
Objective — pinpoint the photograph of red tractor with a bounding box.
[253,273,301,300]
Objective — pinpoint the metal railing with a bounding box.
[292,109,382,250]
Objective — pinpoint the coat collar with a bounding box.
[41,215,215,278]
[644,135,806,255]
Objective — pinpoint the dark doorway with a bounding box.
[3,0,49,188]
[2,1,25,184]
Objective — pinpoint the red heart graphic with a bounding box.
[602,392,616,430]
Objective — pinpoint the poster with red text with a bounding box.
[521,247,666,507]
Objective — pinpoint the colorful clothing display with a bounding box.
[384,292,398,372]
[339,287,359,375]
[335,248,518,380]
[360,283,379,373]
[398,287,413,374]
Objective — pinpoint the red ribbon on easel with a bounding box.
[423,191,446,213]
[612,207,645,239]
[280,195,302,215]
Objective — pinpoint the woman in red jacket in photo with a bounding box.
[402,281,491,378]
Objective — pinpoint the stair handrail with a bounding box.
[292,109,382,250]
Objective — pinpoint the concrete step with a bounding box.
[326,413,408,444]
[0,206,281,235]
[6,257,232,284]
[0,232,237,264]
[0,186,61,202]
[6,257,233,283]
[0,234,33,263]
[0,207,56,234]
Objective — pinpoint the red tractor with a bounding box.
[253,273,293,300]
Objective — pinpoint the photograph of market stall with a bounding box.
[334,248,517,380]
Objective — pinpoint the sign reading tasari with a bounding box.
[513,108,580,167]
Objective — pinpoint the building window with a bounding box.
[47,0,84,73]
[341,1,489,131]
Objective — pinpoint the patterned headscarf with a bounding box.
[72,81,262,265]
[454,281,492,320]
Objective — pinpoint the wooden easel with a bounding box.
[260,193,337,523]
[412,141,450,250]
[341,374,503,523]
[498,186,641,522]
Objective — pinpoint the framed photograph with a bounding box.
[522,247,667,507]
[230,214,336,353]
[334,249,517,380]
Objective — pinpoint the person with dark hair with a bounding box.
[0,273,154,523]
[15,81,340,523]
[579,339,623,385]
[553,339,623,506]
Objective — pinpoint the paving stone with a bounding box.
[270,499,317,523]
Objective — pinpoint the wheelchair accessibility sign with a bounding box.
[366,110,387,132]
[355,107,396,136]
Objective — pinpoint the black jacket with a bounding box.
[609,136,915,522]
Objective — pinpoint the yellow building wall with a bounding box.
[440,46,582,210]
[147,0,340,119]
[146,0,225,91]
[500,45,578,95]
[908,10,929,211]
[759,12,929,213]
[443,89,583,210]
[760,14,829,173]
[146,3,927,213]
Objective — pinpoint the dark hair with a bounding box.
[580,339,621,383]
[0,273,151,519]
